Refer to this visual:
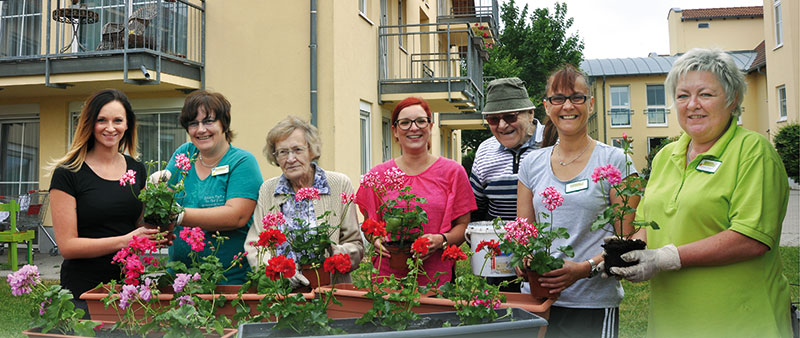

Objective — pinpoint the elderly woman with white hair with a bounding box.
[611,48,792,337]
[244,116,363,288]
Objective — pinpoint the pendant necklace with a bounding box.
[556,138,593,166]
[197,154,219,168]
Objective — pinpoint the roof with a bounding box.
[580,50,758,77]
[680,6,763,21]
[749,40,766,72]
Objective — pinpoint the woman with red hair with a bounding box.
[355,97,476,286]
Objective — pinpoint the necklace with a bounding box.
[556,138,593,166]
[197,154,219,168]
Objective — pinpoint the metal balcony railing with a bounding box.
[437,0,499,37]
[0,0,204,85]
[379,22,487,111]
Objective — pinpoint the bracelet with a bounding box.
[587,258,599,278]
[440,233,448,248]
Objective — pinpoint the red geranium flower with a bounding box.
[476,239,502,256]
[257,228,286,247]
[442,244,467,262]
[323,253,352,274]
[361,218,387,238]
[264,255,296,281]
[411,237,430,256]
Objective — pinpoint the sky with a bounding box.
[513,0,764,59]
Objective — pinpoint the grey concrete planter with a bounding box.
[237,308,546,338]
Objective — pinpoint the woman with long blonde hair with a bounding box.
[49,89,162,315]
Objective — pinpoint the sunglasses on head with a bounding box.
[485,112,522,126]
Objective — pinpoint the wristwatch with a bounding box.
[587,259,600,278]
[440,233,448,249]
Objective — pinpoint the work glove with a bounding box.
[172,210,185,227]
[610,244,681,282]
[288,264,310,289]
[148,170,172,185]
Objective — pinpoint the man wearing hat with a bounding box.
[469,77,543,291]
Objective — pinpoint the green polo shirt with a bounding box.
[638,119,791,338]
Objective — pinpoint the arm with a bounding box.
[180,197,257,231]
[51,189,161,260]
[677,229,768,267]
[470,171,489,222]
[516,181,535,220]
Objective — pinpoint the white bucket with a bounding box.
[464,221,514,277]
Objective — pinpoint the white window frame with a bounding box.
[774,0,783,48]
[646,84,668,127]
[359,101,372,174]
[381,117,392,161]
[358,0,374,25]
[609,86,631,128]
[778,85,787,121]
[0,115,39,196]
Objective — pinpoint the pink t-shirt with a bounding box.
[355,157,477,286]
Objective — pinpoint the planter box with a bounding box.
[322,283,554,320]
[238,308,546,337]
[22,321,237,338]
[80,284,314,323]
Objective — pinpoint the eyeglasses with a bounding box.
[394,117,431,130]
[187,118,218,129]
[545,94,589,105]
[485,112,521,126]
[274,146,307,160]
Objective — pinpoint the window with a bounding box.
[359,101,372,174]
[778,85,787,121]
[646,85,668,126]
[774,0,783,47]
[609,86,631,127]
[70,110,185,168]
[398,0,406,48]
[648,137,667,156]
[382,118,392,161]
[697,23,709,28]
[611,138,623,149]
[79,0,189,55]
[0,118,39,196]
[0,0,41,57]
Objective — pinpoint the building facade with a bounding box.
[0,0,498,231]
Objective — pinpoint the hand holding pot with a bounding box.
[373,237,390,258]
[610,244,681,282]
[539,259,583,294]
[288,264,310,289]
[147,170,172,185]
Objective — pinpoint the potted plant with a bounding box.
[121,153,192,229]
[359,167,427,271]
[494,186,574,299]
[7,265,103,337]
[590,133,659,276]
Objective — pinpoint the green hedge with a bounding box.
[774,123,799,182]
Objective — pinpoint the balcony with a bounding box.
[378,22,488,113]
[437,0,499,38]
[0,0,204,96]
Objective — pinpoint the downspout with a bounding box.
[310,0,318,126]
[602,76,607,144]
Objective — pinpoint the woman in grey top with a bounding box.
[517,64,638,338]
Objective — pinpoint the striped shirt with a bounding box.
[470,120,544,221]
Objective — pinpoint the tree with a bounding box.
[462,0,585,171]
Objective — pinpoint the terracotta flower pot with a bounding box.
[80,284,315,323]
[384,242,411,271]
[300,264,331,289]
[524,269,556,299]
[602,238,646,276]
[21,320,238,337]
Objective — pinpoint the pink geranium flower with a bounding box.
[592,164,623,186]
[119,169,137,187]
[503,218,538,246]
[540,186,564,212]
[180,227,206,252]
[340,192,355,204]
[174,153,192,172]
[295,187,320,202]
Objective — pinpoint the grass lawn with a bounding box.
[2,246,797,337]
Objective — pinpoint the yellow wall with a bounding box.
[763,0,799,139]
[590,72,768,171]
[668,9,764,54]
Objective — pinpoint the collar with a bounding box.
[274,163,331,195]
[496,119,543,153]
[670,118,738,168]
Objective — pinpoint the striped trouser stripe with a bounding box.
[601,307,617,338]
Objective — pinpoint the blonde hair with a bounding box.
[48,89,138,173]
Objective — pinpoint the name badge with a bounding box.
[565,179,589,194]
[211,165,229,176]
[696,159,721,173]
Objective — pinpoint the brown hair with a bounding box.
[49,89,137,172]
[545,64,591,97]
[179,90,234,142]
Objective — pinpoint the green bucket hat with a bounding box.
[482,77,535,115]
